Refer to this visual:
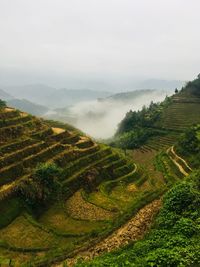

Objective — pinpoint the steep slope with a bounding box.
[114,76,200,152]
[72,123,200,267]
[0,105,165,266]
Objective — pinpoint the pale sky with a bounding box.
[0,0,200,88]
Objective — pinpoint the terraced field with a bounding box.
[1,88,199,266]
[136,93,200,154]
[0,107,164,266]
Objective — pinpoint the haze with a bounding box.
[69,90,168,139]
[0,0,200,88]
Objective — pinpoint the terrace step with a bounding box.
[0,138,39,155]
[60,148,114,180]
[0,141,48,168]
[0,114,32,128]
[0,109,20,120]
[0,143,66,186]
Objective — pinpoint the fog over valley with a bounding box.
[44,89,170,139]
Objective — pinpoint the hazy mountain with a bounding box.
[45,89,169,139]
[7,98,49,116]
[106,89,166,103]
[4,84,113,108]
[4,84,56,104]
[44,88,113,108]
[0,88,13,100]
[136,79,184,91]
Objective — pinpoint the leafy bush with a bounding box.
[0,99,6,109]
[162,182,197,214]
[18,163,62,209]
[33,162,61,187]
[184,74,200,96]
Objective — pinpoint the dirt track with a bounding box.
[55,198,162,266]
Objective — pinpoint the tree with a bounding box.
[33,162,61,187]
[0,99,6,109]
[175,88,178,94]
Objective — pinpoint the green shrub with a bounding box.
[0,99,6,109]
[162,182,197,214]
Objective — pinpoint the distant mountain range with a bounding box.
[105,89,168,103]
[0,88,48,116]
[0,88,13,100]
[0,81,180,119]
[4,84,113,108]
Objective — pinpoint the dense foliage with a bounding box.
[0,99,6,109]
[110,97,172,150]
[111,128,163,150]
[18,163,62,209]
[176,125,200,168]
[76,172,200,267]
[183,74,200,96]
[116,101,162,135]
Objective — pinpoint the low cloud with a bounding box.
[68,90,169,139]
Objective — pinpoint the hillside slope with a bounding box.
[72,124,200,267]
[113,76,200,152]
[0,105,165,266]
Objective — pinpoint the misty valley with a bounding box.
[1,1,200,266]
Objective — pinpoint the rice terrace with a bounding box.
[0,75,200,266]
[1,1,200,266]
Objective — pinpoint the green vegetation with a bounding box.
[176,125,200,168]
[75,117,200,267]
[0,99,6,109]
[183,74,200,96]
[0,75,200,266]
[76,173,200,267]
[111,75,200,151]
[0,105,163,266]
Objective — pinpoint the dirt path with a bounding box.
[55,198,162,266]
[171,146,192,171]
[167,147,190,177]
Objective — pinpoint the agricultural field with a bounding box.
[0,106,165,266]
[0,79,200,266]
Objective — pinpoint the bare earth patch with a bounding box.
[52,127,65,134]
[66,191,114,221]
[4,107,15,112]
[54,198,162,266]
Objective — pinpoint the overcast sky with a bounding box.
[0,0,200,88]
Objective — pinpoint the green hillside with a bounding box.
[113,75,200,152]
[62,77,200,267]
[73,123,200,267]
[0,76,200,266]
[0,105,166,266]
